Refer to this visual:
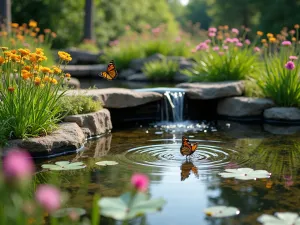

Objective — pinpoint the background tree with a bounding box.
[0,0,12,32]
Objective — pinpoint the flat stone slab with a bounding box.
[3,123,85,154]
[64,64,107,77]
[176,81,244,100]
[65,88,163,108]
[64,109,112,137]
[217,97,275,117]
[264,107,300,121]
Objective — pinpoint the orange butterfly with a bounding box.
[99,60,118,80]
[180,136,198,158]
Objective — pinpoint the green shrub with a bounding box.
[142,59,179,81]
[77,40,100,54]
[60,95,102,116]
[244,79,265,97]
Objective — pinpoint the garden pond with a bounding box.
[34,120,300,225]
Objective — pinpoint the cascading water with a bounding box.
[134,87,186,122]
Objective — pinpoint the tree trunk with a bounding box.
[83,0,94,41]
[0,0,11,32]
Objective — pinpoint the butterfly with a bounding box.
[180,136,198,158]
[180,161,199,181]
[99,60,118,80]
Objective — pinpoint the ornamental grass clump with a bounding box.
[182,26,261,82]
[142,59,179,81]
[0,47,72,141]
[258,24,300,107]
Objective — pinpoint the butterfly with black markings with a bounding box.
[99,60,118,80]
[180,136,198,159]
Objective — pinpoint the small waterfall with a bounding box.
[161,91,185,122]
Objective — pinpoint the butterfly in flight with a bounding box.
[99,60,118,80]
[180,136,198,159]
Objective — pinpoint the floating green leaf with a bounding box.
[95,161,119,166]
[204,206,240,218]
[257,212,300,225]
[41,161,86,171]
[98,192,166,220]
[219,168,271,180]
[52,208,86,218]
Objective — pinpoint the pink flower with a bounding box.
[204,39,211,44]
[231,28,239,34]
[218,51,225,56]
[285,61,295,70]
[35,185,61,212]
[282,41,292,46]
[3,148,35,181]
[254,47,261,52]
[245,39,251,45]
[196,42,209,51]
[212,46,220,51]
[236,42,243,47]
[224,38,233,44]
[131,173,149,192]
[152,27,161,34]
[289,30,296,35]
[232,38,239,43]
[208,32,216,37]
[289,56,298,60]
[208,27,217,33]
[223,45,229,50]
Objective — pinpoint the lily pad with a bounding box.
[257,212,300,225]
[95,161,119,166]
[41,161,86,171]
[219,168,271,180]
[204,206,240,218]
[98,192,166,220]
[52,208,86,218]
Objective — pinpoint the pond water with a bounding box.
[35,120,300,225]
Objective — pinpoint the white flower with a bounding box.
[257,212,300,225]
[204,206,240,218]
[218,168,271,180]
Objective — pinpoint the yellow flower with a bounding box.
[267,33,273,38]
[65,73,71,78]
[52,66,62,74]
[35,48,44,55]
[269,37,277,43]
[22,66,31,71]
[0,31,8,36]
[40,66,51,74]
[21,70,30,80]
[257,31,263,36]
[37,55,47,62]
[0,56,5,65]
[34,77,41,86]
[29,53,37,63]
[50,78,58,85]
[18,48,30,57]
[4,51,12,58]
[58,51,72,62]
[11,23,19,28]
[261,39,267,43]
[11,54,21,62]
[30,32,37,37]
[29,20,37,28]
[292,37,297,42]
[43,76,50,82]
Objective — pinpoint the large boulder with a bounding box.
[64,109,112,137]
[176,81,244,100]
[65,88,163,108]
[264,107,300,121]
[3,123,85,154]
[217,97,275,117]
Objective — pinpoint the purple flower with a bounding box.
[289,56,298,60]
[231,28,239,35]
[245,39,251,45]
[208,27,217,33]
[3,148,35,181]
[254,47,261,52]
[282,41,292,46]
[285,61,295,70]
[236,42,243,47]
[212,46,220,51]
[131,173,149,192]
[35,185,61,212]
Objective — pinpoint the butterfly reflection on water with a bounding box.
[99,60,118,80]
[180,160,199,181]
[180,136,199,159]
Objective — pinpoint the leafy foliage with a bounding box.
[142,59,179,81]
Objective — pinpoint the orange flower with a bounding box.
[21,71,30,80]
[292,37,297,42]
[11,54,21,62]
[11,23,19,28]
[261,39,267,43]
[44,28,51,33]
[18,48,30,57]
[52,66,62,74]
[29,20,37,28]
[1,47,8,51]
[29,53,37,63]
[257,31,263,36]
[58,51,72,62]
[8,87,15,92]
[35,27,40,32]
[50,78,58,85]
[34,77,41,86]
[269,37,277,43]
[40,66,51,74]
[0,56,5,65]
[51,32,57,38]
[43,76,50,82]
[295,24,300,29]
[223,25,229,30]
[267,33,274,38]
[65,73,71,79]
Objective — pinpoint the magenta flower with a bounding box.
[218,51,225,56]
[196,42,209,51]
[208,32,216,37]
[285,61,295,70]
[282,41,292,46]
[245,39,251,45]
[3,148,35,181]
[254,47,261,52]
[35,185,61,212]
[289,56,298,60]
[236,42,243,47]
[208,27,217,33]
[131,173,149,192]
[212,46,220,51]
[231,28,239,35]
[223,45,229,50]
[224,38,233,44]
[205,39,211,44]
